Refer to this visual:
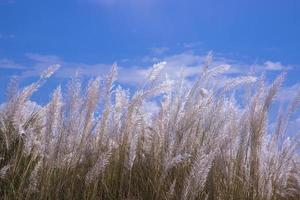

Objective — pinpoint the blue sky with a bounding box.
[1,0,300,61]
[0,0,300,109]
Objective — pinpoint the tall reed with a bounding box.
[0,58,299,200]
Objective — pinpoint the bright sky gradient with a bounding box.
[0,0,300,123]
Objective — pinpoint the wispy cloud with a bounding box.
[183,41,203,49]
[0,51,296,87]
[2,52,202,85]
[25,53,62,64]
[263,60,292,71]
[150,47,169,55]
[0,59,25,69]
[21,53,112,79]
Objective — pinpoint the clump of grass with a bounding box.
[0,57,299,200]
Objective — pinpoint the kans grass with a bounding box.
[0,58,299,200]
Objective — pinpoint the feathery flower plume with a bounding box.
[40,64,60,79]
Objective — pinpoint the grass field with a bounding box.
[0,61,299,200]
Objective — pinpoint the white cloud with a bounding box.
[159,52,248,79]
[150,47,169,55]
[25,53,62,64]
[9,52,203,85]
[263,61,292,71]
[1,51,297,90]
[123,52,249,86]
[21,54,112,79]
[183,41,203,49]
[0,52,239,85]
[127,52,207,85]
[0,59,25,69]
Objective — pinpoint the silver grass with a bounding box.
[40,64,60,79]
[0,60,299,200]
[0,165,10,179]
[147,61,166,82]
